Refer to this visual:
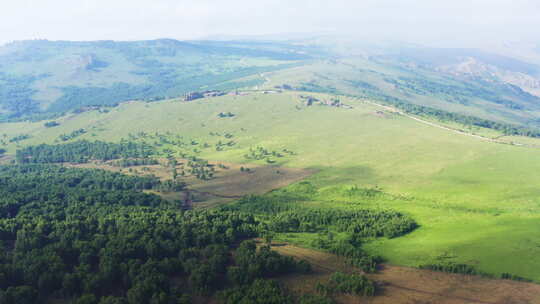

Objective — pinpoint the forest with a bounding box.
[0,160,403,303]
[16,140,155,164]
[0,72,41,118]
[224,186,417,273]
[0,164,309,303]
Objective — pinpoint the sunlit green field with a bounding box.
[2,91,540,281]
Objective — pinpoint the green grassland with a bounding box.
[260,57,540,128]
[2,91,540,281]
[4,38,540,135]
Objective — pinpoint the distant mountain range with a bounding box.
[0,39,316,120]
[2,37,540,128]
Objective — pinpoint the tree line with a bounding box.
[223,184,417,273]
[16,140,155,164]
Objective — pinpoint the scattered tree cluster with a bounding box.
[225,183,417,273]
[419,261,533,282]
[184,159,215,180]
[500,273,532,282]
[215,140,236,151]
[110,158,159,168]
[58,128,87,141]
[218,279,293,304]
[218,112,235,118]
[127,131,237,157]
[8,134,31,144]
[240,166,252,173]
[244,146,293,163]
[316,272,375,297]
[44,121,60,128]
[419,262,479,275]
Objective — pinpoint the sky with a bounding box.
[0,0,539,46]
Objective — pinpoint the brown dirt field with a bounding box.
[64,158,315,207]
[187,161,315,196]
[271,244,540,304]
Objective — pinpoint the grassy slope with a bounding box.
[2,92,540,281]
[261,58,540,127]
[0,40,305,117]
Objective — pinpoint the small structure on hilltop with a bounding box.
[299,95,353,109]
[184,92,204,101]
[228,90,250,96]
[203,90,225,98]
[275,84,293,90]
[183,90,225,101]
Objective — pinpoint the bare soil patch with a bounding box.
[64,159,315,207]
[271,244,540,304]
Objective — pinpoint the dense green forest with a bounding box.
[0,162,411,303]
[0,72,42,117]
[0,164,310,303]
[224,183,417,273]
[16,140,155,164]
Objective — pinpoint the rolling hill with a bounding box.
[0,39,313,120]
[4,38,540,133]
[261,46,540,129]
[2,39,540,302]
[2,90,540,283]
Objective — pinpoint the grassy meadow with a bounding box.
[2,91,540,281]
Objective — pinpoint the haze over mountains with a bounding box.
[2,37,540,130]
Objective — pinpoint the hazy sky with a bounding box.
[1,0,539,45]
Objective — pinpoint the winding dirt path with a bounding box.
[360,98,540,149]
[361,99,503,143]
